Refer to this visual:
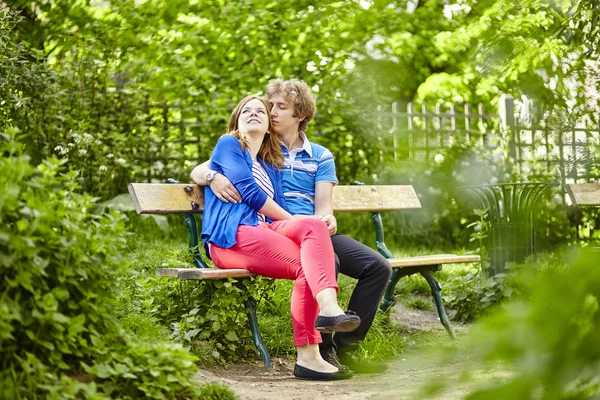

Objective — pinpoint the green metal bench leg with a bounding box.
[420,269,456,339]
[380,268,404,313]
[244,295,274,372]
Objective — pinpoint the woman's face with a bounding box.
[237,99,269,135]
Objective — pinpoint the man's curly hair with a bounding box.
[265,79,316,132]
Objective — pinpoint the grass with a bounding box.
[404,295,434,311]
[116,229,475,368]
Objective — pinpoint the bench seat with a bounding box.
[156,254,480,281]
[156,268,253,280]
[387,254,480,268]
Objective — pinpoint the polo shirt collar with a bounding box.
[280,131,312,157]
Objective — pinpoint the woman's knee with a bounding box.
[295,218,329,236]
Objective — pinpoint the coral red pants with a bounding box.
[209,218,338,346]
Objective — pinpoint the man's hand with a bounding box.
[320,214,337,236]
[210,173,241,203]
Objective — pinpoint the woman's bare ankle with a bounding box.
[296,345,338,373]
[315,288,345,316]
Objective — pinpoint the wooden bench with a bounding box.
[128,181,480,370]
[567,183,600,206]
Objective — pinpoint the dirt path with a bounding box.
[195,304,507,399]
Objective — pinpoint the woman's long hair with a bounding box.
[227,95,283,169]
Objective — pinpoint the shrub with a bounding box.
[0,132,207,398]
[118,238,278,364]
[443,270,514,323]
[0,131,127,390]
[430,248,600,399]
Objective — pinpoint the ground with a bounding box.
[194,302,510,399]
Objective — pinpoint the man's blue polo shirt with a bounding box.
[280,132,338,215]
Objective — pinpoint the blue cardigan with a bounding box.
[201,135,289,255]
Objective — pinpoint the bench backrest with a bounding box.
[568,183,600,206]
[127,183,421,214]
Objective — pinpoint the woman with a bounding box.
[199,95,360,380]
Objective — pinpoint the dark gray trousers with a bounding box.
[320,234,392,353]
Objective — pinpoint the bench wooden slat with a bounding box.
[388,254,481,268]
[128,183,421,214]
[568,183,600,206]
[156,268,253,280]
[331,185,420,212]
[155,254,480,281]
[128,183,205,214]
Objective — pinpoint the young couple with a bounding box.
[192,79,392,380]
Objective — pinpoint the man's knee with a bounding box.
[372,256,392,284]
[381,258,392,279]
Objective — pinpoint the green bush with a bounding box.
[443,270,514,323]
[118,237,277,364]
[430,248,600,399]
[0,132,207,398]
[0,131,126,388]
[197,382,238,400]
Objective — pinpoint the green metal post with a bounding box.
[380,269,407,313]
[244,294,274,372]
[167,178,209,268]
[420,268,456,339]
[182,213,209,268]
[233,281,273,372]
[372,212,394,259]
[372,211,400,311]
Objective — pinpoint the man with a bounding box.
[191,79,392,374]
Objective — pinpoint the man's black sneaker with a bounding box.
[320,348,352,374]
[338,352,388,374]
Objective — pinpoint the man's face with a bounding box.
[268,94,303,135]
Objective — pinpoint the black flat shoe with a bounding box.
[293,364,353,381]
[315,312,361,333]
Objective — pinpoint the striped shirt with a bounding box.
[252,159,275,223]
[280,132,338,215]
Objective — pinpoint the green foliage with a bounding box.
[197,382,238,400]
[256,280,295,355]
[118,236,277,364]
[364,140,506,248]
[0,130,127,385]
[173,278,272,363]
[433,248,600,399]
[0,132,210,398]
[0,11,53,161]
[1,2,383,200]
[405,296,434,311]
[354,311,408,362]
[444,270,514,323]
[79,340,200,400]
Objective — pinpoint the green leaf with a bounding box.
[183,328,200,341]
[225,330,239,341]
[52,312,70,323]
